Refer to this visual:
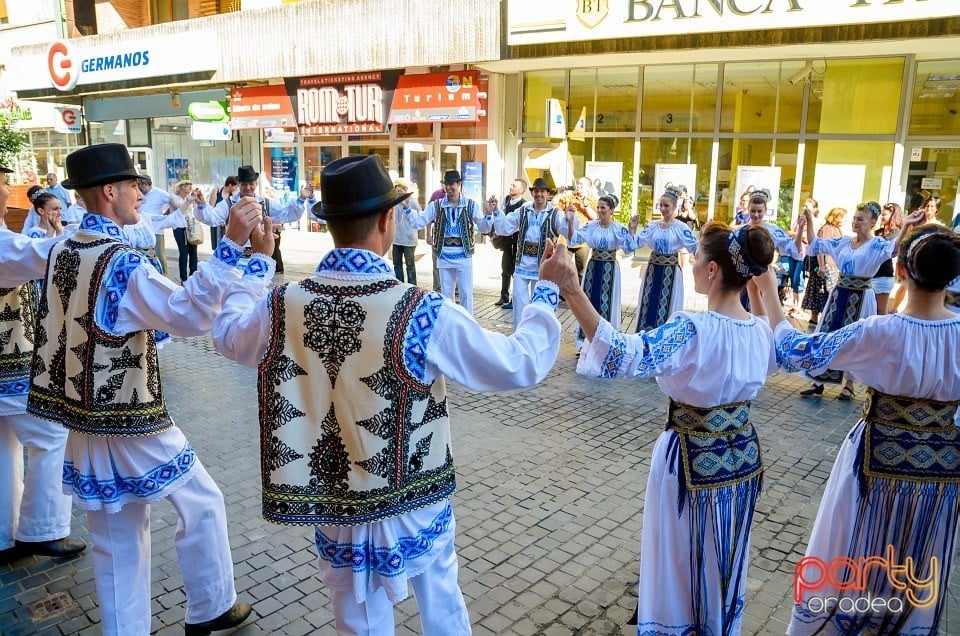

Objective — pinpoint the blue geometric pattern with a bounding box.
[0,379,30,397]
[774,322,862,373]
[531,282,560,310]
[318,248,393,274]
[63,444,196,505]
[314,501,452,577]
[404,291,444,383]
[80,213,125,240]
[98,249,144,332]
[244,255,271,280]
[215,238,242,267]
[600,330,628,379]
[633,315,697,378]
[25,227,47,239]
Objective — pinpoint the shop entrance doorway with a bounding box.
[403,142,434,209]
[902,144,960,224]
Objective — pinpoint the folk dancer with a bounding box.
[27,144,263,636]
[403,169,491,314]
[491,177,576,328]
[194,164,315,271]
[756,225,960,635]
[541,223,778,636]
[211,155,562,635]
[796,202,923,400]
[0,165,86,563]
[629,186,699,332]
[568,194,634,349]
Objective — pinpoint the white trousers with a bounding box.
[86,463,237,636]
[328,536,471,636]
[439,261,474,315]
[512,275,539,328]
[0,411,73,549]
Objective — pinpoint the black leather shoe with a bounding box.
[799,384,824,398]
[494,294,508,306]
[0,545,22,563]
[15,537,86,557]
[185,602,253,635]
[501,301,512,310]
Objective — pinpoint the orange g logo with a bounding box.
[48,41,78,92]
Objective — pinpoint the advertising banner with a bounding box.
[585,161,623,202]
[653,164,696,218]
[165,158,189,190]
[285,71,401,136]
[388,71,481,124]
[53,107,82,134]
[461,161,484,206]
[229,85,296,130]
[735,166,782,219]
[269,147,298,200]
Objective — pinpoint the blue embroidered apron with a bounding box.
[637,252,679,333]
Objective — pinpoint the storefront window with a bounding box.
[721,62,805,134]
[807,57,904,135]
[909,59,960,136]
[394,122,433,139]
[641,64,719,134]
[569,67,639,133]
[801,139,896,233]
[523,70,565,135]
[637,137,713,223]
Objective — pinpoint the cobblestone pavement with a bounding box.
[2,231,957,635]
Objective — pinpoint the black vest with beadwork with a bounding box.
[0,282,39,387]
[28,235,170,436]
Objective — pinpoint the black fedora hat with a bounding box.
[0,166,12,174]
[313,155,412,220]
[529,177,555,195]
[62,143,140,190]
[237,165,259,184]
[442,169,461,185]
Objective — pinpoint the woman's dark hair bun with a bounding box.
[743,225,776,271]
[898,224,960,292]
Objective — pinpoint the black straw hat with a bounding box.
[62,143,140,189]
[237,165,259,184]
[313,155,412,220]
[442,169,461,185]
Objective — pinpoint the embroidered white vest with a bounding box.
[28,235,170,436]
[258,276,454,526]
[0,283,39,388]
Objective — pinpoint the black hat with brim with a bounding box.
[237,165,259,184]
[62,143,140,190]
[312,155,412,220]
[529,177,555,195]
[0,166,12,174]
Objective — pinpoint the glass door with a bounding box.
[403,142,433,209]
[128,147,153,183]
[902,144,960,223]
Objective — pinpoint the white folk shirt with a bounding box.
[211,247,562,603]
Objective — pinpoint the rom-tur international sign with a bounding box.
[507,0,957,46]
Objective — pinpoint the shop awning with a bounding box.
[229,85,296,130]
[387,71,481,124]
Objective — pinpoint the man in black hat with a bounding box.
[211,154,563,635]
[402,168,490,314]
[0,165,87,565]
[195,165,314,274]
[27,143,270,635]
[492,177,577,328]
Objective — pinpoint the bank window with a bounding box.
[570,67,639,133]
[721,62,804,134]
[641,64,718,134]
[910,59,960,136]
[807,57,904,135]
[523,70,565,136]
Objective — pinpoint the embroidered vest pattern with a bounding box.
[513,207,560,265]
[28,235,170,436]
[433,199,476,257]
[0,282,39,395]
[258,277,454,526]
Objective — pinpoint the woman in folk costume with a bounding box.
[754,224,960,635]
[569,194,634,349]
[629,186,699,332]
[797,202,917,400]
[541,221,778,636]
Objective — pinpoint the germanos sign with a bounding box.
[507,0,958,46]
